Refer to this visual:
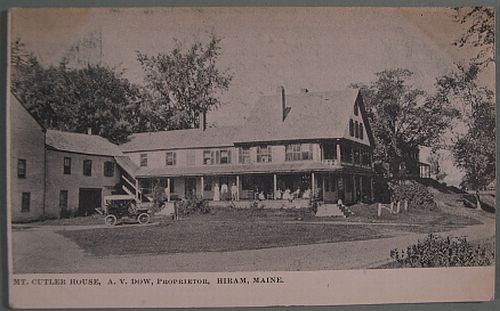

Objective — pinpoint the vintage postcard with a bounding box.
[6,6,495,308]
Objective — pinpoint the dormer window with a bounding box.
[354,102,359,116]
[360,123,364,140]
[355,121,359,138]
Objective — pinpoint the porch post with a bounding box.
[167,178,171,202]
[135,178,140,201]
[336,143,341,165]
[236,175,240,201]
[311,172,315,197]
[273,174,277,199]
[200,176,204,199]
[353,175,357,203]
[359,176,363,202]
[370,176,374,202]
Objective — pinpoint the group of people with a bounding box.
[274,188,311,202]
[213,182,239,201]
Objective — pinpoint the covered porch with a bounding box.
[136,170,373,205]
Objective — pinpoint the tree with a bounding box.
[435,64,495,189]
[136,35,232,131]
[441,7,496,189]
[11,40,139,144]
[352,69,458,179]
[453,7,495,67]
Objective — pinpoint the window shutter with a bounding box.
[227,150,231,164]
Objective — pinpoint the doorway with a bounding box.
[185,177,197,198]
[78,188,102,216]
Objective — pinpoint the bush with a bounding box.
[388,179,437,210]
[177,195,210,216]
[390,234,495,267]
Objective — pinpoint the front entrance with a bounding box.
[78,188,102,216]
[185,177,197,198]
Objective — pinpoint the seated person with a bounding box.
[292,188,300,200]
[258,191,266,201]
[274,189,282,200]
[282,189,292,201]
[302,188,311,199]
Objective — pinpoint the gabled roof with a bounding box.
[236,89,361,144]
[46,130,123,156]
[119,126,240,152]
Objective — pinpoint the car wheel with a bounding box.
[104,215,117,226]
[137,213,150,225]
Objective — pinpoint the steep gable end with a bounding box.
[342,93,375,147]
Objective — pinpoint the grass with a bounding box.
[346,203,481,227]
[58,220,384,256]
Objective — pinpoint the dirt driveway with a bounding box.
[11,213,495,273]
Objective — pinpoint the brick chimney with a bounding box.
[277,86,286,122]
[199,111,207,131]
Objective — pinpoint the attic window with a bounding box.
[349,119,354,137]
[360,124,364,140]
[140,154,148,167]
[355,122,359,138]
[354,102,359,116]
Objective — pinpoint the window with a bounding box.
[59,190,68,211]
[83,159,92,176]
[21,192,30,213]
[239,147,251,164]
[286,144,313,161]
[349,119,354,137]
[355,121,359,138]
[203,150,213,165]
[203,149,231,165]
[257,145,272,163]
[63,157,71,175]
[219,149,231,164]
[362,150,371,166]
[104,161,114,177]
[140,154,148,167]
[353,149,361,165]
[341,145,353,163]
[165,152,176,166]
[204,177,212,191]
[17,159,26,178]
[359,124,364,140]
[354,102,359,116]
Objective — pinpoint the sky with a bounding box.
[9,7,496,186]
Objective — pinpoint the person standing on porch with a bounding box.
[231,182,239,201]
[221,182,228,200]
[213,183,220,201]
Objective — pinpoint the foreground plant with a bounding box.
[390,234,494,267]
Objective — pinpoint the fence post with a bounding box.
[404,200,408,212]
[390,202,394,213]
[378,203,382,217]
[396,201,401,213]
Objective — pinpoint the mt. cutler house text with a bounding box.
[120,88,376,204]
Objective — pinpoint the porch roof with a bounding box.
[135,162,370,178]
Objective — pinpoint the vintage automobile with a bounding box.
[102,195,153,226]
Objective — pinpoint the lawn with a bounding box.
[58,220,385,256]
[346,203,481,227]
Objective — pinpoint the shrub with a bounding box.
[390,234,495,267]
[388,179,437,210]
[177,195,210,216]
